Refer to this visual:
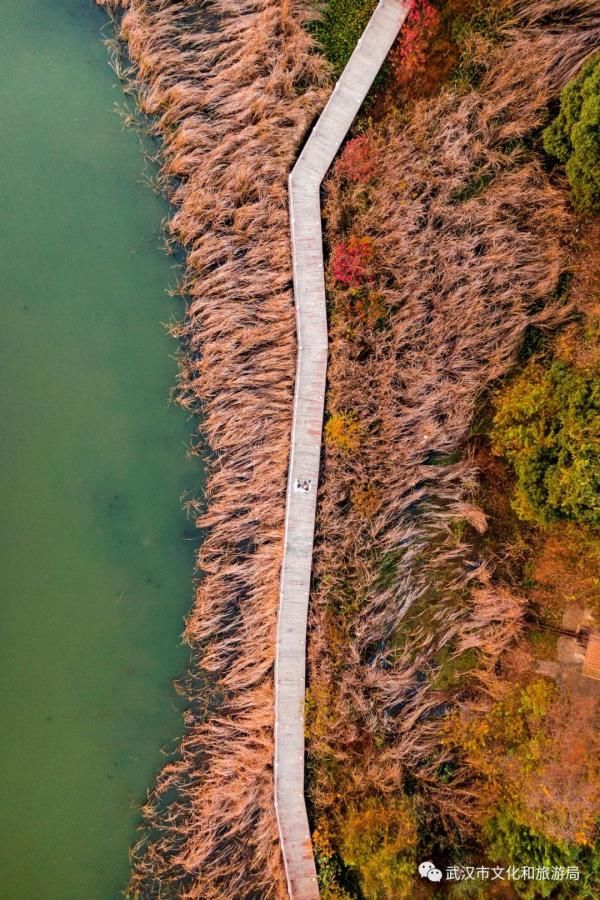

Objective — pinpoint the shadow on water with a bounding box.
[0,2,202,897]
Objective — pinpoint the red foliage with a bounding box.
[331,236,374,286]
[391,0,440,82]
[336,136,376,183]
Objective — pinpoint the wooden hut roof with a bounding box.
[582,632,600,680]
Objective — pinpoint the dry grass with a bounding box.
[97,1,329,897]
[94,0,600,894]
[308,0,600,848]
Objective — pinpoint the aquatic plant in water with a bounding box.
[97,0,329,896]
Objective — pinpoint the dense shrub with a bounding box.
[390,0,440,83]
[331,236,374,285]
[338,797,417,900]
[330,284,387,329]
[485,810,600,900]
[312,0,441,86]
[336,136,376,184]
[544,53,600,213]
[484,810,578,899]
[325,410,362,452]
[447,677,600,849]
[492,361,600,527]
[528,523,600,624]
[308,0,378,75]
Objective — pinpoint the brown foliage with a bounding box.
[529,524,600,625]
[97,1,329,897]
[95,0,600,893]
[308,0,600,853]
[447,671,600,847]
[555,219,600,372]
[523,677,600,846]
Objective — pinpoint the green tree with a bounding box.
[485,810,600,899]
[543,54,600,213]
[338,796,417,899]
[485,809,577,898]
[491,361,600,527]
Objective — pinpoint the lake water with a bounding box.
[0,2,199,897]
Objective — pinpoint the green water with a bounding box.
[0,3,199,898]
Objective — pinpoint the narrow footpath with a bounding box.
[274,3,410,897]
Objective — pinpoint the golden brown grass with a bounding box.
[308,0,600,854]
[97,1,329,897]
[95,0,600,894]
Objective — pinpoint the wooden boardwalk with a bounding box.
[274,3,409,897]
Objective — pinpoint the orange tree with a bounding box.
[445,676,600,849]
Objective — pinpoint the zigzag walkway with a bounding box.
[274,3,410,897]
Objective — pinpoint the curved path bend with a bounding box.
[274,2,410,897]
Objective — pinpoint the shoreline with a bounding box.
[97,1,331,896]
[96,2,600,897]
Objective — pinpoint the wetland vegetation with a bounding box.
[308,2,600,897]
[20,0,594,897]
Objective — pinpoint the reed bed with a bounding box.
[95,0,600,894]
[309,0,600,843]
[97,1,329,897]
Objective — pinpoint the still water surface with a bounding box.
[0,2,198,897]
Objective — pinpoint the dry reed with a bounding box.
[308,0,600,841]
[95,0,600,893]
[97,1,329,897]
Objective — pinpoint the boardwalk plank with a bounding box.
[274,3,409,897]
